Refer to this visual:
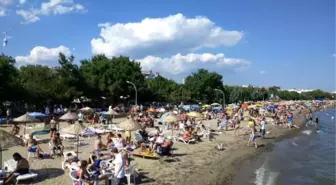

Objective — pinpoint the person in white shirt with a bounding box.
[111,148,125,185]
[260,117,266,139]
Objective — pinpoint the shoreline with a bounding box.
[217,106,333,185]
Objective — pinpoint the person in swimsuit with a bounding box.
[315,116,319,131]
[77,160,94,185]
[247,123,258,149]
[50,133,64,155]
[94,135,106,155]
[49,117,58,138]
[5,153,30,184]
[25,134,43,159]
[10,123,20,135]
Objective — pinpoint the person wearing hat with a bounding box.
[111,148,126,185]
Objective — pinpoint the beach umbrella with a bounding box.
[13,113,37,135]
[186,111,204,118]
[80,107,93,113]
[163,115,179,135]
[59,111,78,121]
[104,109,120,116]
[146,108,155,112]
[61,122,85,155]
[119,119,141,131]
[211,103,221,106]
[28,112,48,118]
[0,130,25,167]
[163,115,179,123]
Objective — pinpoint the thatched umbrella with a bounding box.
[61,122,85,155]
[59,111,78,121]
[119,119,141,131]
[13,113,37,135]
[186,111,204,118]
[80,107,93,113]
[163,115,179,135]
[0,130,24,168]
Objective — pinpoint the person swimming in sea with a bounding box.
[314,116,319,131]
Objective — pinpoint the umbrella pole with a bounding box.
[76,135,79,157]
[24,122,27,136]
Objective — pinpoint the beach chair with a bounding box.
[60,133,77,141]
[69,170,83,185]
[27,150,38,160]
[107,124,124,132]
[125,164,138,185]
[3,159,17,172]
[177,137,196,144]
[48,141,61,156]
[15,170,38,185]
[62,151,77,170]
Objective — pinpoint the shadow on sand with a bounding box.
[30,168,64,183]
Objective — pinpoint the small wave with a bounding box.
[302,130,312,135]
[255,162,279,185]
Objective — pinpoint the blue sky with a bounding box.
[0,0,335,91]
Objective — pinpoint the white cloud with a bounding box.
[0,7,6,16]
[16,0,86,23]
[260,70,266,74]
[0,0,14,5]
[137,53,251,75]
[91,13,244,58]
[15,45,71,66]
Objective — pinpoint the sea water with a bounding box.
[232,108,336,185]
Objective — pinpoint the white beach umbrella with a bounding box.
[59,111,78,121]
[80,107,93,112]
[119,119,141,131]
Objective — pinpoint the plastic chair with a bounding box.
[125,164,137,185]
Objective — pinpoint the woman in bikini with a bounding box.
[77,160,94,185]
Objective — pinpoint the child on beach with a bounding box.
[247,119,257,149]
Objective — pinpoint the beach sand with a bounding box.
[0,108,321,185]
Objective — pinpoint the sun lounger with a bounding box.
[3,159,17,172]
[60,133,77,140]
[62,151,77,170]
[15,170,38,185]
[69,170,83,185]
[177,137,196,144]
[107,124,124,132]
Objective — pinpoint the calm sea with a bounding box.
[232,108,336,185]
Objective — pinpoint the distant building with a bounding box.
[142,70,159,79]
[286,88,314,94]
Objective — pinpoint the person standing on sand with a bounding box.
[247,120,258,149]
[260,117,266,139]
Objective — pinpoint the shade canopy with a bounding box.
[0,130,24,148]
[104,109,120,116]
[59,112,78,121]
[13,113,36,123]
[119,119,141,131]
[80,107,93,112]
[211,103,221,106]
[61,122,86,135]
[186,111,204,118]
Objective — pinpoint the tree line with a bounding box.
[0,53,334,110]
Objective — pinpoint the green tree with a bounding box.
[184,69,223,103]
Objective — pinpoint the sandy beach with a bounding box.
[0,105,327,185]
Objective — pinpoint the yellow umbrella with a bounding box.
[202,104,210,107]
[211,103,221,106]
[119,119,141,131]
[256,103,262,107]
[186,111,204,118]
